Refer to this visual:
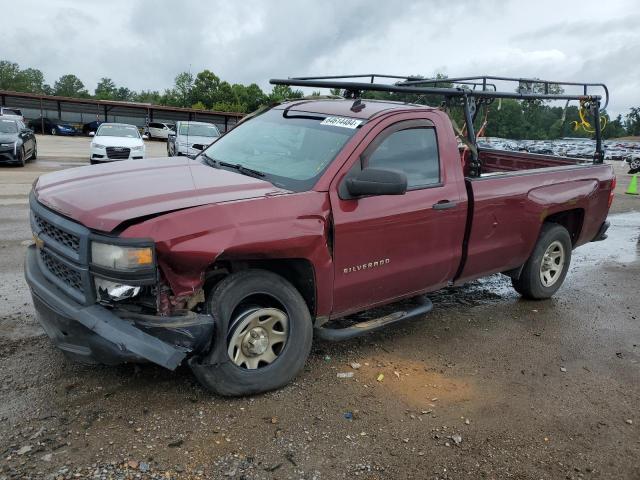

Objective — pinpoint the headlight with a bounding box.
[131,145,144,151]
[92,143,105,149]
[94,278,141,302]
[0,142,14,147]
[91,242,154,270]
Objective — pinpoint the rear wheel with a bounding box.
[512,223,572,299]
[190,269,313,396]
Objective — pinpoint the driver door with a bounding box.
[329,117,466,316]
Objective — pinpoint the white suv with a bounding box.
[145,122,175,140]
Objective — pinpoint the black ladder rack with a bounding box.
[269,74,609,176]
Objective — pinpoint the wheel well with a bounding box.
[204,258,316,315]
[544,209,584,245]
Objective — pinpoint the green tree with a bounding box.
[15,68,45,93]
[269,84,303,102]
[626,107,640,136]
[95,77,117,99]
[0,60,20,90]
[53,74,88,97]
[172,71,194,107]
[192,69,221,108]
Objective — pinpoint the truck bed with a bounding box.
[478,148,590,175]
[455,153,614,285]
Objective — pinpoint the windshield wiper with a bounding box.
[218,161,266,178]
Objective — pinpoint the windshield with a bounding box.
[0,120,18,133]
[201,109,361,191]
[97,124,140,138]
[179,123,219,137]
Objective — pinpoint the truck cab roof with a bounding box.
[273,98,434,120]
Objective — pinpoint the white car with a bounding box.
[145,122,175,140]
[0,107,24,122]
[89,123,147,164]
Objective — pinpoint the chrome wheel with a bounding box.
[630,158,640,169]
[539,240,565,287]
[227,307,288,369]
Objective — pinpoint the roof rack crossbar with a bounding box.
[269,78,604,104]
[400,75,609,109]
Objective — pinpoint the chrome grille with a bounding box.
[40,249,84,293]
[106,147,130,159]
[35,214,80,253]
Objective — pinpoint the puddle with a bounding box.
[573,211,640,265]
[356,355,475,409]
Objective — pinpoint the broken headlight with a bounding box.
[94,278,141,302]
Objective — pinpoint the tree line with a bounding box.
[1,59,639,139]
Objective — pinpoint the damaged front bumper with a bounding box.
[25,245,214,370]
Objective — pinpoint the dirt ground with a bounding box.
[1,138,639,479]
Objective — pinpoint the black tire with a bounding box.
[190,269,313,396]
[31,142,37,160]
[18,147,26,167]
[512,223,572,299]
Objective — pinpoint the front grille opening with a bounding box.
[34,214,80,253]
[106,147,130,159]
[40,249,84,293]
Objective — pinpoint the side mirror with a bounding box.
[89,131,95,137]
[142,134,149,139]
[346,168,408,197]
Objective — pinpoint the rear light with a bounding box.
[608,176,616,208]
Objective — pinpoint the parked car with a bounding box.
[25,80,615,396]
[0,118,36,166]
[89,123,147,164]
[28,117,77,136]
[626,152,640,173]
[167,121,220,157]
[145,122,175,140]
[82,120,104,135]
[0,107,24,122]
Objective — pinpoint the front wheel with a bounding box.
[190,269,313,396]
[512,223,572,299]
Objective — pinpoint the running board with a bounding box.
[315,296,433,341]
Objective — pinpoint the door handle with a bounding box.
[432,200,457,210]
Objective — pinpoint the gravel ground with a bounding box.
[0,141,638,479]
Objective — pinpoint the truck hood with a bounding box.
[34,157,289,232]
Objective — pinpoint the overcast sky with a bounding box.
[2,0,639,115]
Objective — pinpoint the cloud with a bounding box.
[0,0,637,115]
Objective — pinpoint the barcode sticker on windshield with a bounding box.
[320,116,363,129]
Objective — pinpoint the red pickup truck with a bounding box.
[25,75,615,395]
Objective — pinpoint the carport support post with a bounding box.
[40,97,44,134]
[224,115,228,132]
[57,101,61,120]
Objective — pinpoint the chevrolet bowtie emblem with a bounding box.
[33,234,44,249]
